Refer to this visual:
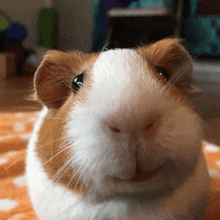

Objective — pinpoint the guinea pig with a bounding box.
[26,38,210,220]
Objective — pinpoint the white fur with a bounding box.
[26,108,128,220]
[25,108,162,220]
[27,49,210,219]
[66,50,203,193]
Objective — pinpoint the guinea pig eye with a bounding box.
[155,66,169,80]
[72,72,85,92]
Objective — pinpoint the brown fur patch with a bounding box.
[136,38,197,111]
[34,51,98,196]
[136,38,194,94]
[34,50,98,109]
[36,101,89,196]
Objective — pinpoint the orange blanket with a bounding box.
[0,111,219,220]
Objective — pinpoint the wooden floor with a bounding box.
[0,75,220,146]
[0,75,41,112]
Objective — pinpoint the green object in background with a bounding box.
[0,16,9,31]
[38,8,58,48]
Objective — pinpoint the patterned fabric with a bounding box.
[0,112,39,220]
[0,111,219,219]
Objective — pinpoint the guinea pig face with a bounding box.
[34,39,203,200]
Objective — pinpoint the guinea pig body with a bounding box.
[26,39,210,220]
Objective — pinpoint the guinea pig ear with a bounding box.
[34,50,86,109]
[137,38,194,93]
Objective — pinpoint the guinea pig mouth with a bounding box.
[129,167,162,182]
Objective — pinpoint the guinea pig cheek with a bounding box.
[65,105,116,187]
[152,103,203,178]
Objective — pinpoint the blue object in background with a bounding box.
[189,0,200,15]
[129,0,174,9]
[184,0,220,57]
[184,17,220,56]
[6,22,27,44]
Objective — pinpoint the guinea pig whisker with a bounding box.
[52,163,68,182]
[0,106,40,110]
[43,65,73,90]
[56,79,69,87]
[78,167,89,193]
[168,69,184,86]
[72,165,87,192]
[41,95,70,106]
[1,153,26,176]
[42,145,70,168]
[66,170,79,187]
[160,63,187,94]
[36,137,68,150]
[50,116,68,121]
[171,61,189,84]
[30,141,70,179]
[79,178,87,195]
[55,162,71,182]
[50,71,73,90]
[65,166,84,193]
[52,157,72,182]
[31,140,69,172]
[101,42,110,53]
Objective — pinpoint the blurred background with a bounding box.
[0,0,219,145]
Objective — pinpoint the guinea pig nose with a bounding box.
[109,126,121,133]
[145,123,154,130]
[141,120,157,138]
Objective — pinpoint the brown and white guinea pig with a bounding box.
[26,38,210,220]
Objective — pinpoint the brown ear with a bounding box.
[137,38,194,93]
[34,50,87,109]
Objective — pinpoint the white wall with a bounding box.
[53,0,94,52]
[0,0,46,50]
[0,0,93,52]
